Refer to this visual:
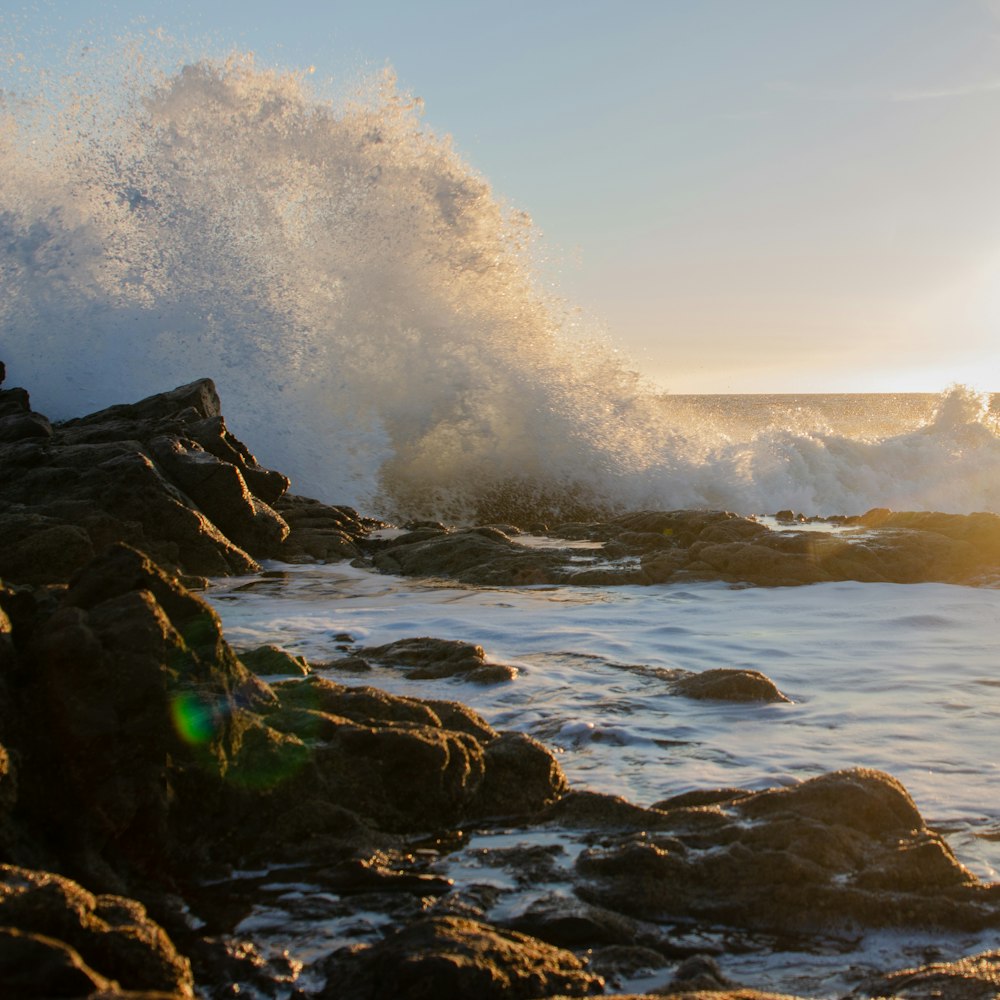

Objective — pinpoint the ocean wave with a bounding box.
[2,44,998,520]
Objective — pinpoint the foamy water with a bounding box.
[2,42,999,521]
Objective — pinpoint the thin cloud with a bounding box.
[890,79,1000,102]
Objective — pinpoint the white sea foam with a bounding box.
[2,40,999,520]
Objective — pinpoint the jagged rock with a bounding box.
[1,544,276,886]
[273,494,375,562]
[576,768,1000,934]
[0,865,194,996]
[0,378,293,583]
[0,385,53,443]
[320,915,604,999]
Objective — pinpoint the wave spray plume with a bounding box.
[2,43,999,519]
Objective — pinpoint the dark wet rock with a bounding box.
[538,790,677,831]
[0,384,53,443]
[671,667,791,703]
[320,914,604,999]
[358,504,1000,588]
[660,507,1000,587]
[855,949,1000,999]
[358,636,518,683]
[575,768,1000,935]
[585,943,671,983]
[0,926,116,997]
[8,544,276,885]
[505,890,679,955]
[654,993,807,1000]
[273,493,379,562]
[0,378,293,582]
[238,644,310,677]
[259,676,565,839]
[0,864,194,996]
[668,954,738,992]
[368,527,566,584]
[475,732,570,818]
[147,434,287,557]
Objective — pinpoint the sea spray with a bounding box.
[2,40,999,519]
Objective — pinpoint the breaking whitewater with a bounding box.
[4,43,1000,999]
[2,47,999,521]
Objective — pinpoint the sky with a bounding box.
[3,0,1000,394]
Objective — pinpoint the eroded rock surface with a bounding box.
[576,768,999,934]
[0,865,194,997]
[320,915,604,999]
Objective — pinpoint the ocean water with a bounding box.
[206,556,1000,996]
[4,39,1000,996]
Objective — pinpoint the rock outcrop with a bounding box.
[575,768,999,934]
[0,379,287,582]
[361,508,1000,588]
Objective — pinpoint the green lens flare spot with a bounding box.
[171,692,216,745]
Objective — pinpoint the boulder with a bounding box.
[261,676,567,835]
[0,864,194,996]
[356,636,518,683]
[238,644,310,677]
[671,668,791,703]
[320,915,604,999]
[0,385,52,443]
[273,494,375,562]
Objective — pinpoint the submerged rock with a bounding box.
[352,636,518,683]
[671,667,791,703]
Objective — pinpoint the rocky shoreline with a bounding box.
[2,370,1000,998]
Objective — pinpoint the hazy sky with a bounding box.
[5,0,1000,393]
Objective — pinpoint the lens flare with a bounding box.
[170,691,216,745]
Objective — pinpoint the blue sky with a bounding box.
[4,0,1000,393]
